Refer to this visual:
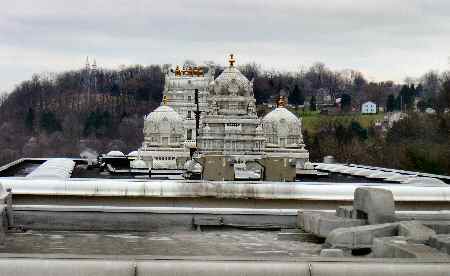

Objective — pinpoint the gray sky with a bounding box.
[2,0,450,93]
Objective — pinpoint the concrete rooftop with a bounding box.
[0,230,321,257]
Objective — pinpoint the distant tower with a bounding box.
[85,56,90,72]
[83,56,91,93]
[91,59,97,73]
[91,59,98,92]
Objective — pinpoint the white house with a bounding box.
[361,101,377,114]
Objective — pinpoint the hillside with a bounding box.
[0,62,449,175]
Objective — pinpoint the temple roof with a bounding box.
[144,105,183,125]
[213,66,251,91]
[262,107,300,125]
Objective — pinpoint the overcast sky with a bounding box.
[2,0,450,93]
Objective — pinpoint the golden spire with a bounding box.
[228,54,236,67]
[276,95,287,108]
[162,95,168,105]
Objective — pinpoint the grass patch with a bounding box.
[301,113,384,133]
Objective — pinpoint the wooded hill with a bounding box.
[0,62,449,175]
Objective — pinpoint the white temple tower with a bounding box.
[196,55,266,180]
[162,64,214,148]
[197,54,264,155]
[139,98,190,169]
[262,96,310,170]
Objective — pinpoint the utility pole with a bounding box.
[190,88,202,158]
[194,89,201,145]
[400,95,403,113]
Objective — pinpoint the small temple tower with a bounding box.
[162,63,214,149]
[195,55,311,181]
[262,95,310,179]
[196,54,265,180]
[139,96,190,169]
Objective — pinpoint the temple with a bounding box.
[136,55,311,180]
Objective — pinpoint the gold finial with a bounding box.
[193,67,203,77]
[163,95,168,105]
[229,54,236,67]
[175,65,181,76]
[276,96,286,108]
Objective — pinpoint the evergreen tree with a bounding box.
[341,93,352,112]
[437,78,450,113]
[310,96,317,111]
[386,94,396,112]
[416,84,424,97]
[40,111,62,134]
[288,84,305,106]
[397,85,415,111]
[349,121,368,140]
[25,108,35,133]
[83,110,113,137]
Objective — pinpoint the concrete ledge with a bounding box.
[429,235,450,254]
[311,262,450,276]
[300,212,365,238]
[373,237,447,258]
[13,205,299,215]
[0,259,134,276]
[0,257,449,276]
[396,212,450,221]
[421,221,450,234]
[398,221,436,242]
[3,178,450,203]
[13,211,296,231]
[137,260,309,276]
[326,223,399,249]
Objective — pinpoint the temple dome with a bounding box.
[128,150,139,157]
[215,67,250,88]
[262,107,301,125]
[106,150,125,157]
[144,105,182,125]
[143,105,184,147]
[262,107,303,147]
[212,66,252,96]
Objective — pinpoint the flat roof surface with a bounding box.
[0,159,398,183]
[0,230,321,257]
